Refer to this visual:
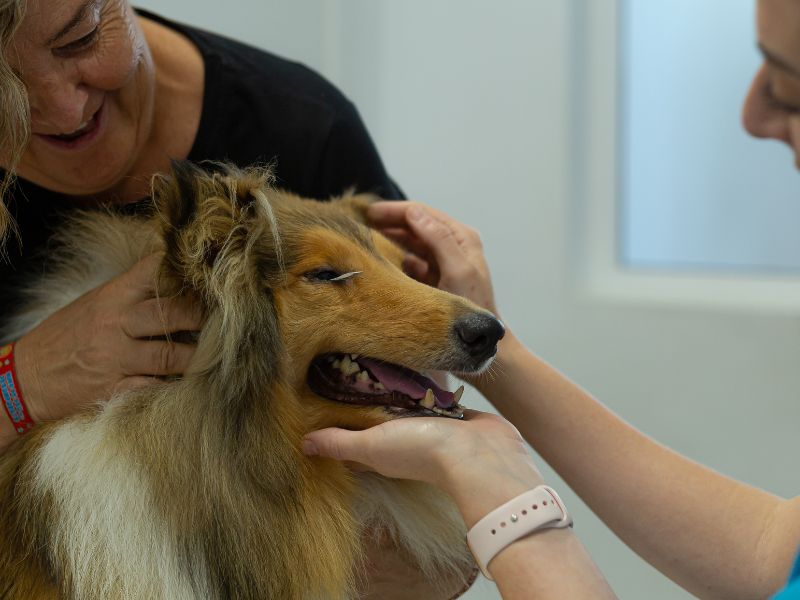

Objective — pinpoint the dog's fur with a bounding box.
[0,163,495,599]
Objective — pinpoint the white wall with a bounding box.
[135,2,800,598]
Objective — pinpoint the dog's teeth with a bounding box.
[350,354,359,360]
[356,370,370,383]
[374,382,386,391]
[343,360,361,376]
[421,389,435,410]
[340,356,351,373]
[453,385,464,403]
[332,359,341,369]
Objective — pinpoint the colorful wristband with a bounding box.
[466,485,572,580]
[0,343,35,435]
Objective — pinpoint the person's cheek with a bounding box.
[82,29,140,92]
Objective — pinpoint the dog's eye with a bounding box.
[304,268,362,283]
[306,268,341,281]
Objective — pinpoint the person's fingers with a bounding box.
[404,206,469,275]
[402,253,436,285]
[121,340,196,376]
[112,375,162,396]
[120,296,204,338]
[302,427,372,464]
[365,201,419,228]
[118,253,164,299]
[378,227,438,262]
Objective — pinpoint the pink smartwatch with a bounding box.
[466,485,573,580]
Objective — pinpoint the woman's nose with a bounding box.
[28,76,90,134]
[742,64,792,143]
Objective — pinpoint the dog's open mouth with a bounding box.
[307,353,465,419]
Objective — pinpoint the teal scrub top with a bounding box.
[774,550,800,599]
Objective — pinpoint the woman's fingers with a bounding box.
[112,375,163,396]
[118,252,163,298]
[365,201,420,228]
[403,206,470,276]
[303,427,370,463]
[120,296,204,338]
[122,340,196,376]
[402,253,436,285]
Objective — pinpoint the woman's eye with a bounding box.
[54,27,99,55]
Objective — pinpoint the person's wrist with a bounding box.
[13,335,50,422]
[443,460,545,529]
[466,329,525,396]
[0,406,17,448]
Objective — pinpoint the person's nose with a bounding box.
[28,72,90,134]
[742,64,792,144]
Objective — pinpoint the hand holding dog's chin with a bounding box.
[304,411,545,528]
[10,254,202,426]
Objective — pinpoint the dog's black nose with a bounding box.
[453,313,505,360]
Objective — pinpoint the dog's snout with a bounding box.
[453,313,505,360]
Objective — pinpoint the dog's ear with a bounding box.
[153,161,280,297]
[333,192,381,226]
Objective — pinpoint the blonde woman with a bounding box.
[305,1,800,598]
[0,0,401,451]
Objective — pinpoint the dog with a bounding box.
[0,162,505,599]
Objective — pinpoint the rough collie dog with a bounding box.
[0,162,504,600]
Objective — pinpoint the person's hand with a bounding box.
[367,202,499,316]
[303,410,544,528]
[14,253,203,423]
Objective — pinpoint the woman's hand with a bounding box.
[303,410,544,528]
[367,202,499,316]
[13,253,203,423]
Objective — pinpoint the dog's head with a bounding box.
[154,161,504,430]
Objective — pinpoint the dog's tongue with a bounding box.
[357,357,456,408]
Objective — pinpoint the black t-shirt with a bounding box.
[0,9,402,318]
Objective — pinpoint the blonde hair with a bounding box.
[0,0,27,242]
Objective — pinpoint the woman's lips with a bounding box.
[35,101,106,151]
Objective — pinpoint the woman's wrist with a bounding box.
[490,527,616,598]
[469,329,528,399]
[0,408,17,451]
[443,460,545,529]
[13,335,50,422]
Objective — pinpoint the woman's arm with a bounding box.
[367,201,800,600]
[480,334,800,600]
[304,412,617,599]
[0,411,17,451]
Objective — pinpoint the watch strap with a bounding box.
[466,485,572,580]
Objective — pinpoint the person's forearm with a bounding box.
[444,458,616,599]
[0,413,16,454]
[475,332,800,599]
[491,529,616,600]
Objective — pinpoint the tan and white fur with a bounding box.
[0,162,499,600]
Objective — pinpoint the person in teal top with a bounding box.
[302,1,800,598]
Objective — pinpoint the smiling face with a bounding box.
[743,0,800,167]
[5,0,155,196]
